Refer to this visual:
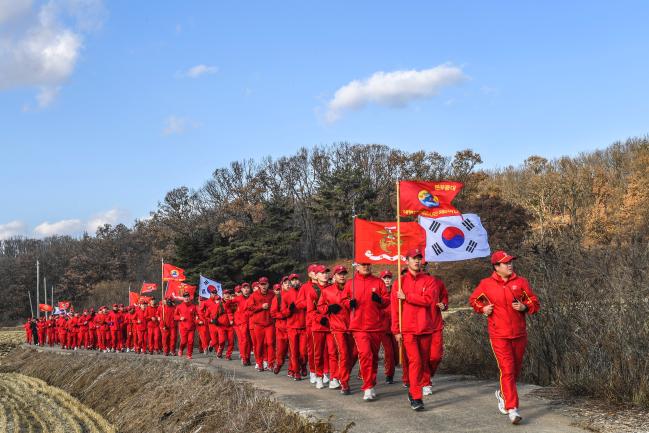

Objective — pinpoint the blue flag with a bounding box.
[199,275,222,298]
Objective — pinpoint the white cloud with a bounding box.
[34,219,83,237]
[86,208,128,232]
[325,64,467,122]
[163,115,200,135]
[0,220,27,239]
[184,64,218,78]
[0,0,105,108]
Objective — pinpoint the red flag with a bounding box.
[166,280,197,300]
[354,218,426,264]
[139,295,153,304]
[129,291,140,306]
[163,263,186,281]
[39,303,53,312]
[399,180,463,218]
[58,301,71,310]
[140,282,157,293]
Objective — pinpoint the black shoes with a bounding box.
[410,399,424,411]
[385,376,394,384]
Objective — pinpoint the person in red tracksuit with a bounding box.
[87,310,96,349]
[379,270,398,384]
[215,290,236,359]
[68,313,79,349]
[247,277,276,371]
[56,315,67,348]
[201,289,220,353]
[392,248,438,411]
[125,306,135,351]
[302,265,338,389]
[469,250,540,425]
[232,283,253,365]
[271,280,289,374]
[133,302,148,353]
[175,291,198,359]
[296,264,324,384]
[318,264,354,394]
[119,305,128,350]
[160,298,177,356]
[146,299,161,353]
[281,274,307,380]
[422,274,448,394]
[342,262,390,401]
[24,319,32,344]
[78,311,90,349]
[108,304,123,352]
[196,297,210,354]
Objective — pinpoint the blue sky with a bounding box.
[1,0,648,238]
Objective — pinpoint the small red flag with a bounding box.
[140,282,157,293]
[399,180,463,218]
[139,295,153,304]
[163,263,186,281]
[129,291,140,306]
[58,301,71,310]
[39,303,53,312]
[166,280,196,300]
[354,218,426,264]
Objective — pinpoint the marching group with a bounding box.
[24,248,539,425]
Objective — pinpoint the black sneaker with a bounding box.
[340,388,351,395]
[385,376,394,384]
[407,393,414,404]
[410,399,424,411]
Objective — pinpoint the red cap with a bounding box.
[491,250,517,264]
[313,264,330,274]
[241,282,250,288]
[405,247,423,258]
[380,270,393,278]
[281,275,289,282]
[288,273,300,280]
[258,276,269,284]
[332,265,348,275]
[273,283,281,290]
[252,281,260,288]
[307,264,319,273]
[112,304,118,308]
[100,305,106,310]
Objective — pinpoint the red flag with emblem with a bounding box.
[399,180,463,218]
[140,282,157,293]
[354,218,426,264]
[163,263,186,281]
[166,280,196,300]
[39,303,53,312]
[58,301,71,310]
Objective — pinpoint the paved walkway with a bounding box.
[33,345,585,433]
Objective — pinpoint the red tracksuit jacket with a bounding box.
[390,271,438,335]
[280,287,306,329]
[469,272,540,339]
[216,300,235,326]
[133,309,147,331]
[232,295,251,326]
[342,272,390,332]
[317,283,350,332]
[159,304,176,329]
[174,302,198,331]
[247,290,275,327]
[297,282,329,332]
[270,293,287,330]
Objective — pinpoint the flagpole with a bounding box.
[396,179,403,365]
[161,258,165,323]
[28,289,34,318]
[51,285,54,311]
[36,260,40,319]
[351,202,357,321]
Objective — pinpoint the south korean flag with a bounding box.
[419,214,491,262]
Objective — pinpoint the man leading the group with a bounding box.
[469,250,540,425]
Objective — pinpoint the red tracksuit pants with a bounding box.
[208,324,219,349]
[236,323,252,362]
[217,326,235,357]
[147,326,160,351]
[422,330,443,385]
[197,325,209,352]
[331,331,353,388]
[161,326,177,354]
[306,326,315,371]
[178,328,195,358]
[58,332,67,347]
[87,330,95,348]
[313,331,337,378]
[111,329,123,350]
[252,324,275,368]
[402,333,432,400]
[380,332,397,378]
[136,329,147,351]
[275,327,288,369]
[287,328,307,375]
[352,331,381,391]
[491,336,527,410]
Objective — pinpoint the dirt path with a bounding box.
[0,372,116,433]
[32,345,585,433]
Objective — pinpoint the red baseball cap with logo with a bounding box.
[380,270,393,278]
[259,276,269,284]
[313,264,330,274]
[491,250,517,264]
[405,247,423,258]
[332,265,348,275]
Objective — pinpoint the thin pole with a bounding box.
[351,204,357,320]
[36,260,40,319]
[128,284,131,305]
[51,285,54,310]
[28,289,34,318]
[396,179,403,364]
[161,258,165,322]
[44,277,47,319]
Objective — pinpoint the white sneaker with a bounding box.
[323,373,330,384]
[316,377,324,389]
[263,361,269,370]
[370,387,376,398]
[508,408,522,425]
[363,389,374,400]
[495,390,507,414]
[422,385,432,396]
[309,372,317,384]
[329,378,341,389]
